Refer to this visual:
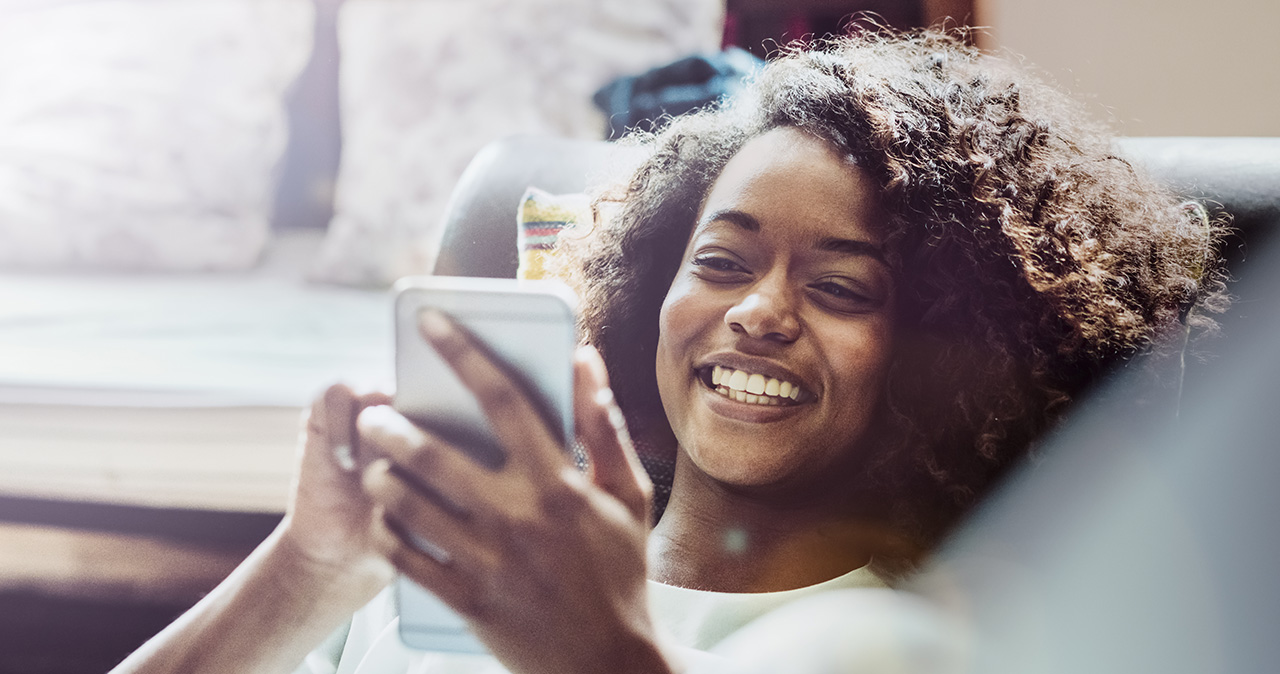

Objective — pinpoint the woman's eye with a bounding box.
[809,280,880,312]
[691,254,748,276]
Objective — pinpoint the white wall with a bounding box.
[977,0,1279,136]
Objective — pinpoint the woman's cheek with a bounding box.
[657,274,705,352]
[655,274,714,438]
[823,319,895,431]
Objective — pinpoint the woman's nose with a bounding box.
[724,281,800,343]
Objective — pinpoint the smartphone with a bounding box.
[391,275,578,653]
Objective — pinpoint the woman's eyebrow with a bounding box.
[699,209,760,231]
[817,236,886,263]
[700,208,887,263]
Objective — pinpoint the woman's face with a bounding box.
[655,127,896,493]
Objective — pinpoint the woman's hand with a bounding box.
[358,311,670,674]
[278,383,397,602]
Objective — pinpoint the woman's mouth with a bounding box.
[700,365,808,406]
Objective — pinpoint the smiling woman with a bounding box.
[567,28,1230,578]
[111,27,1229,674]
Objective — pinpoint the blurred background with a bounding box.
[0,0,1274,671]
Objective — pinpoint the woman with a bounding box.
[112,29,1226,674]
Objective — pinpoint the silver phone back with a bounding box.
[392,276,577,653]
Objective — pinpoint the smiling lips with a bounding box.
[707,365,806,406]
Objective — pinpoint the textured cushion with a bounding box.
[311,0,724,286]
[0,0,311,271]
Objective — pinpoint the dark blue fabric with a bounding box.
[593,48,763,140]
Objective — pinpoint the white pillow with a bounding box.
[0,0,311,271]
[311,0,724,286]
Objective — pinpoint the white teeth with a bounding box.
[709,367,804,405]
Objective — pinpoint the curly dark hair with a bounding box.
[561,28,1228,554]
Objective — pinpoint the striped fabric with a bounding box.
[517,186,592,280]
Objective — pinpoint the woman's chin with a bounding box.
[683,444,807,491]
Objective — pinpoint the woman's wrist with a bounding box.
[271,516,393,607]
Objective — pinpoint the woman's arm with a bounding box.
[111,385,395,674]
[110,526,381,674]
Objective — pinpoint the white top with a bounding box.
[295,566,888,674]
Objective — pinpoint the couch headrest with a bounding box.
[435,135,1280,282]
[1116,137,1280,271]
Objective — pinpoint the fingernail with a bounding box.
[579,344,610,383]
[607,404,628,432]
[333,443,356,471]
[419,309,452,342]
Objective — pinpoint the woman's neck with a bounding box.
[646,452,878,593]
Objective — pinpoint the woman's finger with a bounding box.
[304,384,394,476]
[366,505,487,618]
[362,458,493,570]
[573,345,653,523]
[418,310,566,475]
[356,405,489,518]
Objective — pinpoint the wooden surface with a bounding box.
[0,522,249,604]
[0,402,301,513]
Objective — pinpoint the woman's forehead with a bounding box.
[697,127,888,245]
